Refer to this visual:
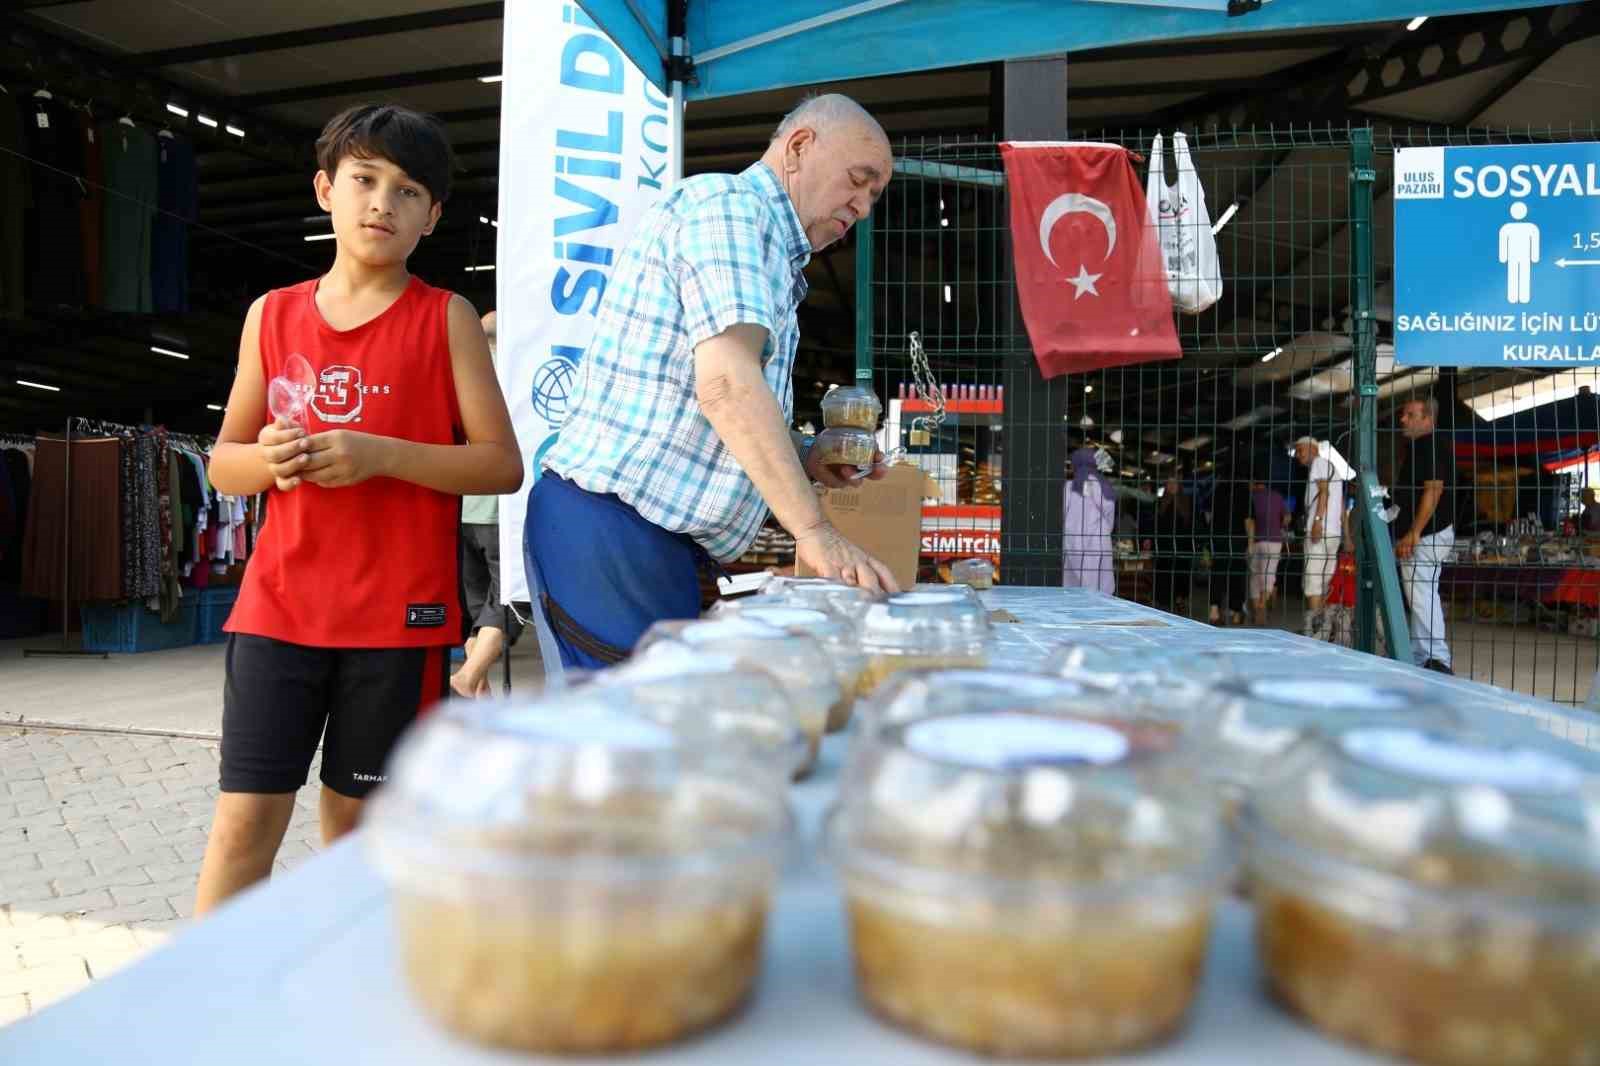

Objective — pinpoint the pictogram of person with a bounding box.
[1499,201,1539,304]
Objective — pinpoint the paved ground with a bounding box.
[0,633,548,1028]
[0,727,321,1024]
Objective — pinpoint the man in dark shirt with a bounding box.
[1393,395,1457,673]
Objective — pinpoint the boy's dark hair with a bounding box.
[315,104,455,205]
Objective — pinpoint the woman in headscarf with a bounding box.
[1062,447,1117,594]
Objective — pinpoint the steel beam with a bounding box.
[134,4,503,68]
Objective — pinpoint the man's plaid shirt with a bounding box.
[543,162,811,562]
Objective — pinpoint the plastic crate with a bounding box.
[80,598,198,653]
[196,586,240,645]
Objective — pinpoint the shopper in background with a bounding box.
[1206,455,1252,626]
[1151,471,1194,615]
[1582,487,1600,533]
[1246,467,1287,626]
[1062,446,1116,595]
[1291,434,1349,633]
[1393,394,1457,674]
[453,310,525,698]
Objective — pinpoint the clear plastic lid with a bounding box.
[708,601,867,724]
[368,693,791,893]
[819,384,883,430]
[810,426,877,469]
[1245,725,1600,925]
[949,557,994,589]
[1196,676,1463,794]
[858,667,1189,738]
[570,651,810,779]
[828,669,1227,892]
[859,591,990,656]
[634,619,842,741]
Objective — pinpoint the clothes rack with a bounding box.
[24,417,109,659]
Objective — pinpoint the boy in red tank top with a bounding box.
[194,105,523,915]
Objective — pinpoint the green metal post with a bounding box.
[1350,129,1412,662]
[854,214,874,383]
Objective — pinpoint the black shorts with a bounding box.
[219,634,450,798]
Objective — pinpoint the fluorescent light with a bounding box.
[17,379,60,392]
[943,284,952,303]
[1406,16,1427,31]
[1084,384,1094,394]
[940,218,949,228]
[1261,346,1283,363]
[196,114,218,128]
[225,125,246,138]
[304,232,337,242]
[166,103,189,118]
[478,74,503,83]
[150,345,190,360]
[206,404,224,412]
[465,264,496,272]
[1211,201,1240,235]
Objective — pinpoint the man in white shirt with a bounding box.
[1291,435,1348,614]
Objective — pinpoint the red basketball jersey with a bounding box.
[226,276,464,648]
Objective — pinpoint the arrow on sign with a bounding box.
[1555,258,1600,268]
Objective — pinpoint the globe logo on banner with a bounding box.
[531,355,577,425]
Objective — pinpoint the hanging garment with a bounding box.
[78,109,104,307]
[21,93,87,308]
[0,94,26,318]
[20,435,123,602]
[152,135,195,313]
[1,447,30,581]
[100,120,157,313]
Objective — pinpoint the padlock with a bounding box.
[909,428,931,447]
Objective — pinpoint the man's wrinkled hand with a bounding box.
[804,446,890,489]
[258,417,309,492]
[299,430,391,489]
[795,522,899,593]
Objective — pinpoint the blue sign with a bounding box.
[1394,142,1600,366]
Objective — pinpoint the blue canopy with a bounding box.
[576,0,1557,100]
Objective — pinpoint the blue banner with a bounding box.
[1394,142,1600,367]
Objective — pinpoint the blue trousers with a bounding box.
[523,473,704,670]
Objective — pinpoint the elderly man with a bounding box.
[1394,395,1457,673]
[1291,434,1349,619]
[526,94,898,668]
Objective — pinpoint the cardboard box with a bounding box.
[796,464,934,590]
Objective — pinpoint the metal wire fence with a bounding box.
[863,123,1600,704]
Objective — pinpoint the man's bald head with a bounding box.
[761,93,892,252]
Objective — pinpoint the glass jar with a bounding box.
[819,383,883,430]
[810,426,877,470]
[367,695,791,1053]
[827,670,1228,1057]
[949,557,995,590]
[857,591,991,695]
[1244,726,1600,1066]
[635,618,842,774]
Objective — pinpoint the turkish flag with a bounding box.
[1000,142,1180,378]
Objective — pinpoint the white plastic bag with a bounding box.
[1147,132,1223,314]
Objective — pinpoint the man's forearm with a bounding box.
[1409,482,1444,540]
[698,347,826,538]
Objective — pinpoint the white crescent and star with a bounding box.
[1038,193,1116,300]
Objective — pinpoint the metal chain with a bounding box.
[907,330,947,437]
